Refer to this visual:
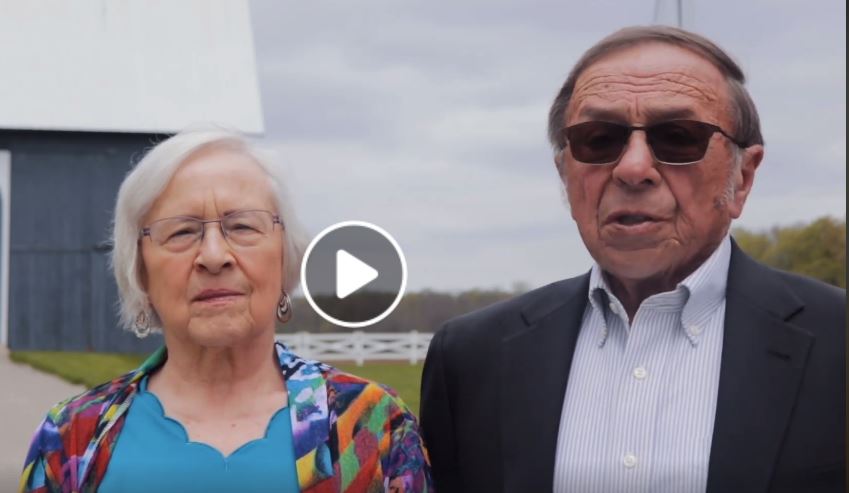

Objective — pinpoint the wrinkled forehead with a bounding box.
[568,42,733,126]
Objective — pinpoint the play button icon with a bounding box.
[301,221,407,328]
[336,249,378,299]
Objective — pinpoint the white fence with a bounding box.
[275,331,434,366]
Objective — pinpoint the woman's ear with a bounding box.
[138,258,149,291]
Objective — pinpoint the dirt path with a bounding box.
[0,346,85,490]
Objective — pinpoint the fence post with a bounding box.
[298,331,309,359]
[353,331,364,366]
[282,331,435,363]
[409,330,418,364]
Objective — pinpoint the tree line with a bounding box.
[733,215,845,289]
[282,215,845,333]
[285,288,517,333]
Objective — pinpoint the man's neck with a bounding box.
[604,273,678,322]
[601,237,727,322]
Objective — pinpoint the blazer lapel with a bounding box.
[706,244,813,493]
[500,276,589,493]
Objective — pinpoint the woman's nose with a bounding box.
[194,222,234,273]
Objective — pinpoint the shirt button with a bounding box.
[632,366,648,380]
[623,453,638,468]
[608,302,619,315]
[688,324,703,336]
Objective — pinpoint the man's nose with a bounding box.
[194,222,234,273]
[611,131,661,189]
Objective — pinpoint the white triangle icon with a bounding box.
[336,249,379,299]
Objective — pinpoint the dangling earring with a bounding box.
[276,291,293,324]
[134,310,151,338]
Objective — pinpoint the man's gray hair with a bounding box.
[110,128,309,332]
[547,25,764,153]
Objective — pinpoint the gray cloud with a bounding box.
[249,0,845,291]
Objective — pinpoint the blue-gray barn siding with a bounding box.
[1,130,166,353]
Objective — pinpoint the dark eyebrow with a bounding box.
[573,106,700,124]
[642,107,698,123]
[574,107,626,123]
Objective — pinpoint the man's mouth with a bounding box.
[615,214,656,226]
[607,212,660,226]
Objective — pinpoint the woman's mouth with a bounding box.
[192,289,243,303]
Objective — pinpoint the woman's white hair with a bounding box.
[110,127,309,333]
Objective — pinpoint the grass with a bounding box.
[10,351,147,388]
[10,351,423,416]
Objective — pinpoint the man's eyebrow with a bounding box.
[573,107,626,122]
[642,107,698,122]
[572,106,705,125]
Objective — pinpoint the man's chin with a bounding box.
[598,231,670,251]
[595,248,676,281]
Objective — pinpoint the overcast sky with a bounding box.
[248,0,846,292]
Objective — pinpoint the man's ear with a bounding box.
[728,144,764,219]
[554,149,566,176]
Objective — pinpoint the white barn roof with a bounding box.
[0,1,264,134]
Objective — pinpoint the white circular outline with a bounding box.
[300,220,408,328]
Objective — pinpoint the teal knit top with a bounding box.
[99,376,299,493]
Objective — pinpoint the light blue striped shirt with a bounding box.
[553,236,731,493]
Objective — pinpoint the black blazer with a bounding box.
[420,243,845,493]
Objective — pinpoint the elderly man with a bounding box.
[420,26,844,493]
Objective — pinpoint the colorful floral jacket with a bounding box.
[19,343,432,493]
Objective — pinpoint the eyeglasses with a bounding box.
[140,209,283,253]
[563,119,745,165]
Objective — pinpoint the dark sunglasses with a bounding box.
[563,119,745,165]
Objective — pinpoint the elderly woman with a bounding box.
[19,129,431,493]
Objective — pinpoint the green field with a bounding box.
[10,351,423,415]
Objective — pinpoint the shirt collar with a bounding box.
[587,235,732,347]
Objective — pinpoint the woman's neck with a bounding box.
[148,332,285,410]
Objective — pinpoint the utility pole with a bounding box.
[654,0,684,28]
[677,0,683,27]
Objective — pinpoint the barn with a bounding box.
[0,1,264,352]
